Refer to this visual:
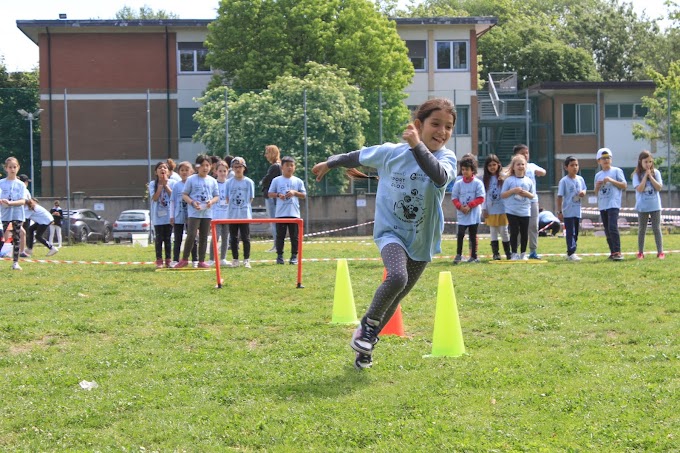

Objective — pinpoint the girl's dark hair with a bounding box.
[483,154,503,190]
[414,98,457,126]
[195,154,210,165]
[209,155,220,164]
[457,153,476,176]
[513,144,528,155]
[564,156,578,169]
[634,150,653,178]
[223,155,234,167]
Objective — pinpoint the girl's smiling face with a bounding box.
[216,165,229,181]
[513,159,526,177]
[4,160,19,178]
[416,109,454,151]
[178,165,192,181]
[487,161,499,174]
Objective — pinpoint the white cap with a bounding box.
[596,148,612,160]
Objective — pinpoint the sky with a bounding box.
[1,0,675,72]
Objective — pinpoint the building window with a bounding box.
[435,41,468,71]
[178,43,210,73]
[604,103,648,119]
[563,103,596,134]
[179,108,199,139]
[455,105,469,135]
[406,40,427,71]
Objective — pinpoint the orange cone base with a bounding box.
[380,305,405,337]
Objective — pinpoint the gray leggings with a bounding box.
[365,243,428,331]
[637,211,663,254]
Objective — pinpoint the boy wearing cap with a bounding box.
[224,157,255,268]
[268,156,306,265]
[594,148,627,261]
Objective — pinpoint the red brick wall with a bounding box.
[39,32,177,90]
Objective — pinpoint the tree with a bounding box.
[115,5,179,20]
[632,61,680,184]
[205,0,413,92]
[0,62,40,192]
[193,63,369,195]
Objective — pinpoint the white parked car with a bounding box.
[113,209,154,243]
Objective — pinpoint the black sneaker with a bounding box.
[276,255,284,265]
[351,318,380,355]
[354,352,373,370]
[289,255,298,265]
[492,253,501,261]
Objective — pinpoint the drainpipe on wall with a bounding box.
[596,89,601,148]
[46,27,54,196]
[165,26,171,158]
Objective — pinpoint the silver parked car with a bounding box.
[112,209,154,243]
[62,209,113,243]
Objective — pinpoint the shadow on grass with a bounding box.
[272,365,372,400]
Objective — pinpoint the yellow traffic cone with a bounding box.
[426,271,465,357]
[330,259,358,324]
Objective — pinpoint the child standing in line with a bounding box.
[149,161,175,268]
[210,160,231,266]
[0,157,29,270]
[451,157,485,263]
[501,154,535,260]
[170,161,197,266]
[482,154,511,260]
[260,145,282,252]
[556,156,587,261]
[49,200,63,248]
[225,157,255,268]
[312,98,457,370]
[173,154,219,269]
[268,156,306,265]
[512,144,546,259]
[24,198,59,257]
[594,148,627,261]
[632,150,664,259]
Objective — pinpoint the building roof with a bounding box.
[528,81,656,95]
[17,16,498,44]
[17,19,214,44]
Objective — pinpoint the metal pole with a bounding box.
[668,89,672,207]
[379,88,383,144]
[64,89,72,243]
[225,87,229,157]
[303,89,309,227]
[147,90,153,214]
[525,89,530,149]
[28,115,35,195]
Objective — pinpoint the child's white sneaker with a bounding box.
[511,253,520,261]
[520,253,529,260]
[243,259,251,268]
[206,260,215,267]
[219,259,229,266]
[230,259,239,267]
[567,254,582,261]
[46,247,59,257]
[12,262,22,271]
[24,248,32,256]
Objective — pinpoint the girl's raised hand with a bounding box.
[402,123,420,148]
[312,162,330,182]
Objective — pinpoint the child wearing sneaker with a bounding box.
[225,157,255,268]
[512,145,546,259]
[24,198,59,257]
[451,157,485,264]
[312,98,458,369]
[170,161,197,265]
[149,161,175,268]
[594,148,627,261]
[173,154,219,269]
[0,157,29,270]
[501,154,536,260]
[632,150,664,259]
[210,160,231,266]
[482,154,511,260]
[268,156,306,265]
[556,156,587,261]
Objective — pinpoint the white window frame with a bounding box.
[178,43,211,74]
[562,103,596,135]
[406,40,428,72]
[435,40,468,72]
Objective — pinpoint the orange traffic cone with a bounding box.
[379,268,406,337]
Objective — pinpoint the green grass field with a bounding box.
[1,234,678,451]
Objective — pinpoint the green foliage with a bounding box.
[114,5,179,19]
[0,64,40,188]
[360,89,411,146]
[1,236,679,450]
[206,0,413,92]
[633,61,680,184]
[194,63,369,194]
